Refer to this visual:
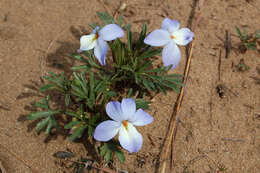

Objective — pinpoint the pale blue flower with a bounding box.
[94,98,154,153]
[79,24,124,66]
[144,18,194,69]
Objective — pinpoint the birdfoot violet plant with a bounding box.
[26,12,193,165]
[73,13,185,95]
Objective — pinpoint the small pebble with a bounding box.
[241,81,248,88]
[209,50,216,56]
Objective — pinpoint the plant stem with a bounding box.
[159,1,204,172]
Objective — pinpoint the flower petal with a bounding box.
[94,120,121,141]
[79,34,97,51]
[162,18,180,33]
[144,29,171,46]
[121,98,136,120]
[94,37,108,65]
[162,41,181,69]
[99,24,124,41]
[172,28,194,46]
[118,123,143,153]
[130,109,154,126]
[106,101,124,122]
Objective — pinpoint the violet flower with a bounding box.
[94,98,153,153]
[79,24,124,65]
[144,18,194,69]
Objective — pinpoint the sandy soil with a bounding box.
[0,0,259,173]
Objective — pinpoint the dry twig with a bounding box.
[225,30,231,59]
[0,160,7,173]
[218,49,222,81]
[159,1,204,172]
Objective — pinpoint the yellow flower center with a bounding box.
[94,33,99,40]
[122,120,128,130]
[171,34,175,39]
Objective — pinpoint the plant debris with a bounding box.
[235,59,250,72]
[53,151,75,159]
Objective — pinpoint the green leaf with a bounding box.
[70,53,90,64]
[144,68,163,73]
[164,78,184,87]
[256,30,260,39]
[42,72,69,92]
[149,75,162,82]
[118,15,123,26]
[163,82,180,93]
[48,71,59,80]
[73,72,87,93]
[45,119,53,134]
[115,150,125,163]
[147,80,155,90]
[127,88,133,98]
[243,28,247,38]
[100,143,124,163]
[87,53,102,69]
[138,60,154,72]
[134,23,147,53]
[79,104,84,115]
[121,65,133,71]
[65,94,70,106]
[126,24,132,53]
[134,73,140,84]
[71,90,85,99]
[65,111,81,119]
[95,81,105,93]
[89,71,95,107]
[69,125,87,141]
[89,113,99,125]
[43,76,62,88]
[71,72,89,100]
[235,26,242,39]
[34,102,48,109]
[97,12,115,25]
[167,73,183,78]
[142,79,152,90]
[39,84,55,92]
[135,98,150,110]
[61,72,65,82]
[142,23,147,33]
[157,85,167,95]
[36,117,50,132]
[52,119,59,128]
[104,150,112,163]
[105,91,117,97]
[64,121,80,129]
[87,126,94,137]
[71,84,86,98]
[138,48,162,59]
[100,144,108,156]
[89,23,98,29]
[27,111,60,120]
[71,65,90,71]
[139,23,147,41]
